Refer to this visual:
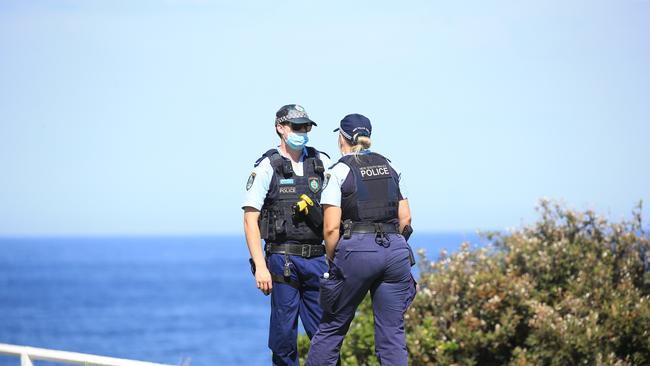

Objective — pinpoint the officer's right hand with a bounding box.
[255,266,273,296]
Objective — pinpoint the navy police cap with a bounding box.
[275,104,316,125]
[333,113,372,142]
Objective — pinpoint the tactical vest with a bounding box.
[338,152,400,224]
[257,147,326,245]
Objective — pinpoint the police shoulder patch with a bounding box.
[322,173,331,190]
[246,172,256,191]
[308,176,320,193]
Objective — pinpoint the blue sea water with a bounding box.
[0,233,482,366]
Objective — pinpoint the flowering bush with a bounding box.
[300,201,650,365]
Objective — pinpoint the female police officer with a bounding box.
[243,104,331,366]
[305,113,416,366]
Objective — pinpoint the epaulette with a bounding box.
[328,161,341,170]
[253,149,278,167]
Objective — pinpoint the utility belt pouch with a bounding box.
[259,211,271,240]
[401,225,416,266]
[407,245,416,267]
[313,159,324,174]
[305,202,323,231]
[281,160,294,176]
[274,213,286,237]
[342,220,352,239]
[283,254,291,277]
[402,225,413,241]
[292,194,323,234]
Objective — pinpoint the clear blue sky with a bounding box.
[1,0,648,236]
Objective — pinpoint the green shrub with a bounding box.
[299,201,650,365]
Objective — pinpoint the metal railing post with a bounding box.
[20,353,34,366]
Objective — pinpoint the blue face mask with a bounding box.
[286,132,309,150]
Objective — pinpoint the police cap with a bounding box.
[334,113,372,142]
[275,104,317,126]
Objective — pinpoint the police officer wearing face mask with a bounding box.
[242,104,331,366]
[305,114,417,366]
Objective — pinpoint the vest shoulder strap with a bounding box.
[305,146,317,158]
[257,147,330,175]
[318,150,331,159]
[267,151,284,170]
[305,146,332,160]
[367,152,391,163]
[254,149,279,167]
[328,161,342,170]
[339,152,391,166]
[254,149,293,176]
[305,146,325,174]
[338,154,353,166]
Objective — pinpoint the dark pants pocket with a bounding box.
[318,265,345,314]
[404,274,417,312]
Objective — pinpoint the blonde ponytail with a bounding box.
[351,136,371,154]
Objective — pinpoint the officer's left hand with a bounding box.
[255,266,273,296]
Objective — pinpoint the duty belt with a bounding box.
[265,243,325,258]
[342,221,400,239]
[345,221,399,233]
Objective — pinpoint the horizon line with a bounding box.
[0,229,495,240]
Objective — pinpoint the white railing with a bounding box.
[0,343,175,366]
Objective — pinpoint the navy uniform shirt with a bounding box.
[242,147,332,210]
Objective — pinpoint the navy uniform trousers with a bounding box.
[267,252,328,366]
[306,233,417,366]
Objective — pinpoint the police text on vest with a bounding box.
[360,165,391,180]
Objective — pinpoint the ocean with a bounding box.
[0,233,481,366]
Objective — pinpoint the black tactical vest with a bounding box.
[338,152,400,224]
[257,147,326,244]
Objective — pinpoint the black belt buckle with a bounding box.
[301,245,311,257]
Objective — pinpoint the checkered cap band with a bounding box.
[339,128,352,140]
[276,110,310,124]
[339,127,370,141]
